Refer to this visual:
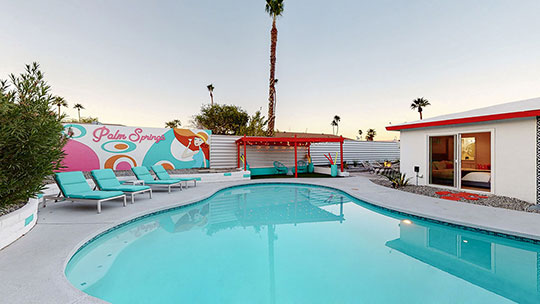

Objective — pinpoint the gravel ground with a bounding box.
[0,201,27,217]
[368,175,537,213]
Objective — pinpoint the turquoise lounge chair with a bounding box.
[131,166,183,193]
[297,160,308,173]
[273,161,288,175]
[151,164,199,188]
[91,169,152,204]
[47,171,126,214]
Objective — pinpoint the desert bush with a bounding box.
[0,63,67,210]
[378,168,411,188]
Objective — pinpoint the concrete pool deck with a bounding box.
[1,175,540,303]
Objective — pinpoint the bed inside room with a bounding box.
[460,132,491,192]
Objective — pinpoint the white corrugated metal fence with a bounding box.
[210,135,400,168]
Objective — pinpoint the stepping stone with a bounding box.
[436,191,452,195]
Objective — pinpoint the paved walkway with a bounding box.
[1,175,540,303]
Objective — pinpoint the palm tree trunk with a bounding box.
[78,109,81,122]
[210,92,214,106]
[419,110,423,120]
[267,18,278,136]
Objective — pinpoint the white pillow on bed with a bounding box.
[462,172,491,183]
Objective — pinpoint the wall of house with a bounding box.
[399,118,536,203]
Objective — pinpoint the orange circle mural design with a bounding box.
[104,155,137,169]
[114,143,129,150]
[161,163,174,170]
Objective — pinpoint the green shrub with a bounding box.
[378,168,411,188]
[0,63,67,210]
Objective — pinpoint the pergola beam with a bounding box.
[236,135,345,178]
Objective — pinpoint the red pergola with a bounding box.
[235,135,345,178]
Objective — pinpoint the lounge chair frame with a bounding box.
[43,192,126,214]
[131,167,183,193]
[90,170,153,204]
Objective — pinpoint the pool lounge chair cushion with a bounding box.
[132,166,182,185]
[273,161,288,174]
[55,171,124,199]
[92,169,151,192]
[297,160,308,173]
[151,165,198,182]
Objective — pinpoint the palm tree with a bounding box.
[265,0,284,136]
[366,129,376,141]
[73,103,85,122]
[333,115,341,135]
[273,78,278,121]
[331,120,338,135]
[357,129,363,140]
[51,96,67,119]
[165,119,181,128]
[207,84,215,105]
[410,97,431,120]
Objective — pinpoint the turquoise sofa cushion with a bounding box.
[100,185,150,192]
[91,169,122,189]
[68,191,124,200]
[152,164,198,181]
[55,171,93,197]
[151,165,171,180]
[131,166,156,183]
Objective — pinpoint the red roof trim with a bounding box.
[235,136,344,145]
[386,109,540,131]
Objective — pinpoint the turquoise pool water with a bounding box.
[66,183,540,303]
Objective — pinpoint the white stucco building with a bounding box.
[387,98,540,204]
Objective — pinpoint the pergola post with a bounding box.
[340,136,344,172]
[294,135,298,178]
[237,143,240,168]
[243,135,247,171]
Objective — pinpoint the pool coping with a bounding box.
[2,175,540,304]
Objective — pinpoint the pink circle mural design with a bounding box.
[60,140,100,172]
[115,161,132,171]
[104,155,137,170]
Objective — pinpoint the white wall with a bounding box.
[210,135,307,168]
[210,135,400,168]
[310,140,400,165]
[399,118,536,203]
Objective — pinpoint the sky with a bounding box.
[1,0,540,140]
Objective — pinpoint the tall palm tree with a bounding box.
[73,103,85,122]
[165,119,181,128]
[207,84,215,105]
[51,96,67,119]
[366,129,376,141]
[331,120,338,135]
[265,0,284,136]
[333,115,341,135]
[410,97,431,120]
[273,78,278,121]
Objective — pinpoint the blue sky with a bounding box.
[1,0,539,140]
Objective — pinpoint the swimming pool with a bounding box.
[66,183,540,303]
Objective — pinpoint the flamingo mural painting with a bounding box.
[61,124,211,172]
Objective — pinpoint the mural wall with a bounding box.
[61,124,211,171]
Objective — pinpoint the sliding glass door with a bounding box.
[460,132,491,192]
[429,135,456,187]
[429,132,492,192]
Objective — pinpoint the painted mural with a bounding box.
[61,124,211,171]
